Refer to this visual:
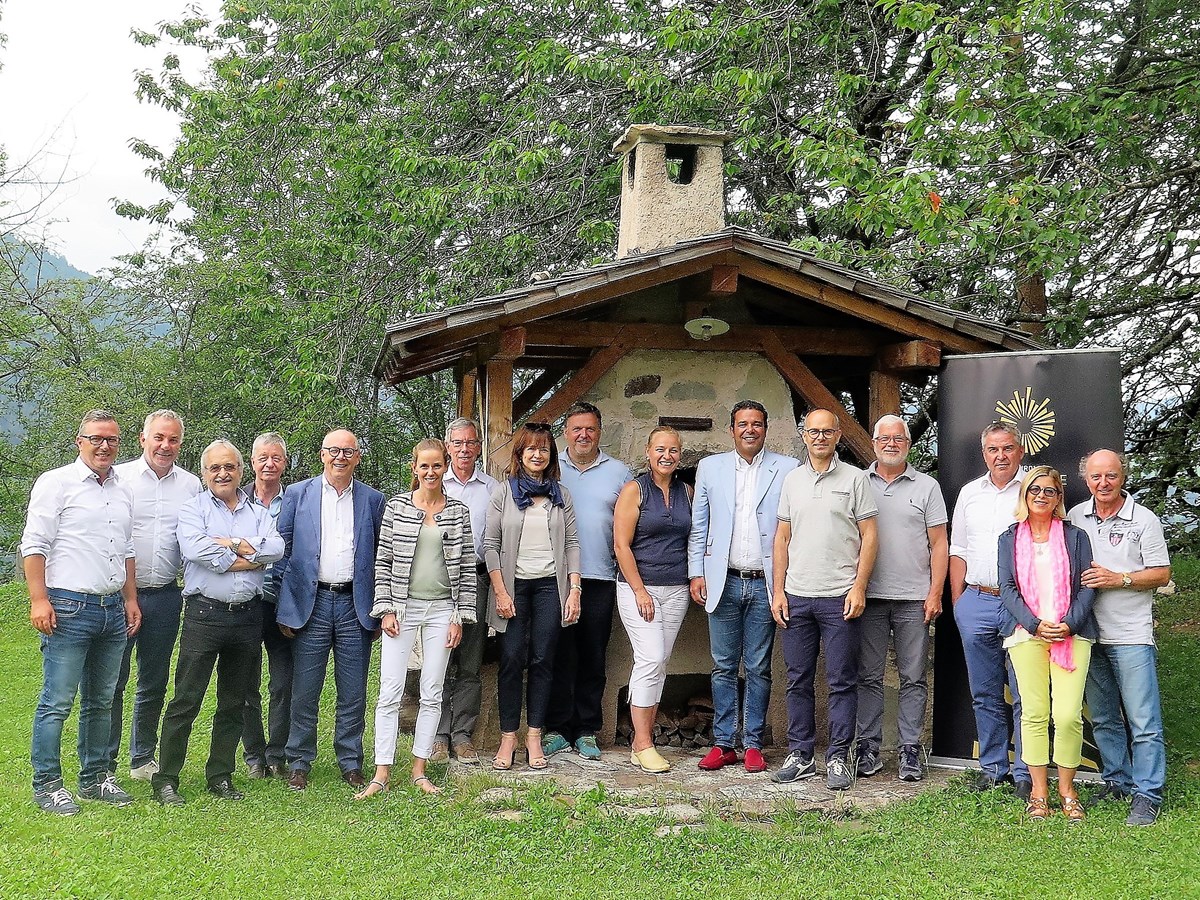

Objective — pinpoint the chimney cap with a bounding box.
[613,123,733,155]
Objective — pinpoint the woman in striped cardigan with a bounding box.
[357,439,476,798]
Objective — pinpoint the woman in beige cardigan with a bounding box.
[483,422,581,770]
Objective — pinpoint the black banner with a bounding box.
[932,349,1123,767]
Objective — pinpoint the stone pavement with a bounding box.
[447,745,957,825]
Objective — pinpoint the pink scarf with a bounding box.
[1013,518,1076,671]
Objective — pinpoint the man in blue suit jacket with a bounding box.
[688,401,798,774]
[274,429,385,790]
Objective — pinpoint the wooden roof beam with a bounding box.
[877,340,942,372]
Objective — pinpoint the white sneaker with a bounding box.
[130,760,159,781]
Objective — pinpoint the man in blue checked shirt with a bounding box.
[152,439,283,806]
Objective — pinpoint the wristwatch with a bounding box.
[1121,572,1133,588]
[230,537,243,555]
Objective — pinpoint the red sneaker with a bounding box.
[698,746,739,771]
[743,748,767,773]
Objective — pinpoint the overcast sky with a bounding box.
[0,0,220,274]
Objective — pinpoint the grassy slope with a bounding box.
[0,564,1197,900]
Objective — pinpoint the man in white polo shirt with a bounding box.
[23,410,142,815]
[1069,449,1172,826]
[856,415,948,782]
[107,409,201,781]
[771,409,878,790]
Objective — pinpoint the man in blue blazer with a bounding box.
[688,401,798,774]
[274,429,385,790]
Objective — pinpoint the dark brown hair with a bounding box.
[506,423,560,480]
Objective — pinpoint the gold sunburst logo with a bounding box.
[995,387,1056,455]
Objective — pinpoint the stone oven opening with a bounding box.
[614,674,714,750]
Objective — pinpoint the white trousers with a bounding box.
[615,582,690,707]
[373,601,453,764]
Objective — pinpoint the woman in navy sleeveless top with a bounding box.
[613,426,692,773]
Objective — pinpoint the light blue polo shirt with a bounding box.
[560,450,633,581]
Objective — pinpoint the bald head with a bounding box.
[321,429,361,488]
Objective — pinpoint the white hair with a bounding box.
[873,414,911,441]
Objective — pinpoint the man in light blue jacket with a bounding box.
[688,400,797,774]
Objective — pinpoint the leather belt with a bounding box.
[968,584,1001,597]
[728,567,766,580]
[317,581,354,594]
[193,594,260,612]
[48,588,123,606]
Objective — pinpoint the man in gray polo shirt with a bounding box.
[1068,449,1172,826]
[771,409,878,790]
[855,415,947,782]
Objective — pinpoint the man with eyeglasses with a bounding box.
[240,432,292,778]
[23,410,141,815]
[275,429,385,791]
[1068,449,1172,826]
[855,415,948,782]
[771,409,878,790]
[107,409,201,783]
[432,417,498,764]
[152,440,283,805]
[949,421,1031,798]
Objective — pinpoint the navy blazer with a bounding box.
[274,475,386,631]
[997,521,1099,642]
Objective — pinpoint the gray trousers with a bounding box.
[856,599,930,752]
[436,563,489,746]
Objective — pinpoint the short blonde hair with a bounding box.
[1013,465,1066,522]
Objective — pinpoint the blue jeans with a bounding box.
[953,587,1027,781]
[286,589,372,773]
[108,583,184,770]
[1086,643,1166,804]
[31,590,127,792]
[708,574,775,750]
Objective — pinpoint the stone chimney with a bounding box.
[613,124,732,258]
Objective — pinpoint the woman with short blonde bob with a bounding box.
[998,465,1098,821]
[613,425,693,773]
[358,439,475,798]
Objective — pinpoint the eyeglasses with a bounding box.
[803,428,839,439]
[80,434,121,447]
[206,463,240,474]
[322,447,360,458]
[448,439,481,449]
[873,436,910,445]
[1026,485,1060,498]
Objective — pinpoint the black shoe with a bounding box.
[247,763,269,779]
[207,778,244,800]
[970,771,1011,792]
[1014,779,1033,802]
[898,745,924,782]
[1086,780,1132,809]
[1126,794,1160,827]
[267,763,289,779]
[154,784,186,806]
[856,747,883,777]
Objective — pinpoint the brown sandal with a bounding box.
[1061,795,1086,823]
[1026,797,1052,820]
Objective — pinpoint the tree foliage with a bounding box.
[106,0,1200,543]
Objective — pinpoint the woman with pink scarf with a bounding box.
[998,465,1098,822]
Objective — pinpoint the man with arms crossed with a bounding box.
[856,414,947,782]
[108,409,200,781]
[433,417,498,764]
[689,400,797,774]
[24,410,141,814]
[771,409,877,790]
[949,421,1031,797]
[1069,449,1172,826]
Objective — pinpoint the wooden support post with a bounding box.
[484,360,514,477]
[760,332,875,464]
[456,364,477,421]
[868,370,902,428]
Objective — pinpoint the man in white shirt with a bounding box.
[434,417,498,764]
[22,410,142,815]
[949,421,1031,796]
[107,410,201,781]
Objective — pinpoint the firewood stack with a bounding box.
[615,695,715,749]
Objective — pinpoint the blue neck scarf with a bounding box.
[510,473,564,510]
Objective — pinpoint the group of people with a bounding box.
[22,401,1171,828]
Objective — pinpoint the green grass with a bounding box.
[2,570,1199,900]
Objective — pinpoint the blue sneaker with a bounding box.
[575,736,602,760]
[542,732,571,757]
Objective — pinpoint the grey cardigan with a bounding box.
[483,480,581,633]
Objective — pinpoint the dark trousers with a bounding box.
[498,577,561,733]
[240,599,294,767]
[153,598,262,789]
[546,577,615,741]
[779,593,861,761]
[436,562,489,746]
[108,583,184,770]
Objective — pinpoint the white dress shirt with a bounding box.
[444,466,498,561]
[115,456,202,588]
[729,449,765,570]
[317,477,356,582]
[949,471,1025,589]
[21,457,135,595]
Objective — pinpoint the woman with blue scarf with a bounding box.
[483,422,581,770]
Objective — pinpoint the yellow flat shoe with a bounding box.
[631,746,671,774]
